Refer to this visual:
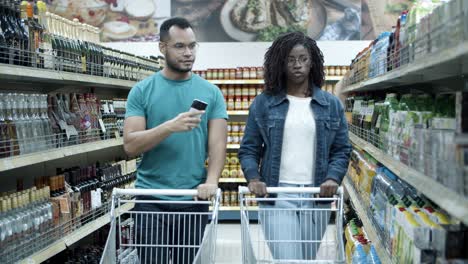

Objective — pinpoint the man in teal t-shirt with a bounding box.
[123,17,227,264]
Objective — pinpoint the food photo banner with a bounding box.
[45,0,414,42]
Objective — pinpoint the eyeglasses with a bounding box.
[166,42,199,54]
[287,56,310,66]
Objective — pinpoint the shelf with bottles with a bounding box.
[221,84,263,112]
[343,200,383,264]
[343,177,392,264]
[1,158,137,263]
[344,91,467,225]
[16,202,134,264]
[345,147,468,263]
[227,121,245,146]
[218,152,246,183]
[219,178,246,183]
[227,110,249,116]
[339,1,468,94]
[221,82,341,114]
[193,66,347,82]
[0,1,161,87]
[0,92,129,172]
[227,144,240,150]
[208,77,342,85]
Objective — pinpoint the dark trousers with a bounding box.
[133,199,208,264]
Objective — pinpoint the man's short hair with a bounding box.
[160,17,193,42]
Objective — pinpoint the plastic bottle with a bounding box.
[366,246,381,264]
[352,244,367,264]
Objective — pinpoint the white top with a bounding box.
[279,95,316,185]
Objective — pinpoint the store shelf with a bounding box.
[349,132,468,225]
[341,42,468,93]
[209,79,264,84]
[0,138,123,173]
[19,203,134,264]
[0,64,137,89]
[227,110,249,116]
[210,76,341,85]
[227,144,240,149]
[343,177,393,264]
[326,76,344,81]
[219,178,247,183]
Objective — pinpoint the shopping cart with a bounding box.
[100,188,221,264]
[239,186,345,263]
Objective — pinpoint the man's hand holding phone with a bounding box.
[166,99,208,133]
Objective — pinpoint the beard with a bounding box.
[165,56,193,73]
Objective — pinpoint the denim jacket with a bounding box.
[238,87,351,188]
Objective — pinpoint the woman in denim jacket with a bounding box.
[238,32,352,261]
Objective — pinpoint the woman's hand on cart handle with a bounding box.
[248,179,267,197]
[319,179,339,197]
[196,183,218,200]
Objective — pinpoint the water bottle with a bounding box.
[352,244,367,264]
[367,245,381,264]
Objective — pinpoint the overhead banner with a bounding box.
[45,0,413,42]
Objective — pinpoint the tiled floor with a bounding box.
[214,223,338,264]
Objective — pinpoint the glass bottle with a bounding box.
[0,0,7,64]
[50,13,62,71]
[16,93,33,154]
[0,94,8,158]
[1,0,19,65]
[47,94,61,148]
[38,94,54,150]
[1,199,14,255]
[19,1,30,66]
[32,1,44,68]
[33,94,48,151]
[14,0,28,66]
[41,11,53,69]
[56,94,75,145]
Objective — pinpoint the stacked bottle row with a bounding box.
[0,0,161,80]
[227,122,245,145]
[220,184,257,207]
[221,153,244,179]
[193,67,264,80]
[221,84,263,111]
[345,92,463,196]
[343,205,381,264]
[194,66,348,81]
[100,98,127,138]
[346,0,466,84]
[0,158,137,263]
[0,186,53,261]
[0,92,127,158]
[347,150,467,263]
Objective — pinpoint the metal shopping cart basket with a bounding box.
[100,188,221,264]
[239,186,345,263]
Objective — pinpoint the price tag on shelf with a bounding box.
[65,125,78,140]
[98,119,106,133]
[58,120,68,131]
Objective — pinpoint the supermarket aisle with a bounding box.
[215,224,243,264]
[215,223,337,263]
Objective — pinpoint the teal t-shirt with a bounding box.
[125,72,228,197]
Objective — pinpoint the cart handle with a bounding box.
[112,188,199,197]
[238,186,343,195]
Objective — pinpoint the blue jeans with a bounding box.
[259,183,331,260]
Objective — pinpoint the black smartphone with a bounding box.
[190,99,208,111]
